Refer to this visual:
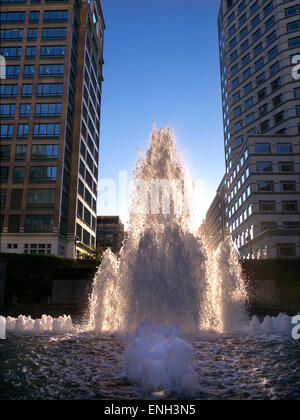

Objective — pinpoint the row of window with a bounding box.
[0,61,65,78]
[0,123,61,138]
[0,83,63,97]
[0,166,57,183]
[0,10,68,24]
[77,199,96,230]
[0,28,67,45]
[255,142,293,154]
[257,180,297,192]
[76,223,96,248]
[1,188,56,209]
[0,103,62,118]
[0,43,66,61]
[0,144,59,161]
[256,161,295,172]
[2,214,54,233]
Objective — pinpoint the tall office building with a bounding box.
[0,0,105,259]
[216,0,300,258]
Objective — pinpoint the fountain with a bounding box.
[2,127,299,400]
[88,126,248,335]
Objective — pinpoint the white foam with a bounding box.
[124,321,197,394]
[247,313,296,336]
[5,315,73,334]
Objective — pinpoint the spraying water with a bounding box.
[88,127,248,335]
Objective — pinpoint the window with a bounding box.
[235,120,242,132]
[26,46,36,58]
[246,113,255,124]
[255,57,264,71]
[240,27,248,40]
[0,29,23,41]
[231,64,239,76]
[40,45,66,57]
[271,78,281,91]
[268,46,278,60]
[287,21,300,33]
[295,87,300,98]
[43,10,68,22]
[234,106,241,117]
[233,91,240,103]
[253,28,261,42]
[15,145,27,161]
[38,64,64,76]
[36,83,63,96]
[35,103,61,117]
[259,201,276,212]
[258,181,274,192]
[19,103,31,117]
[285,5,300,18]
[13,166,25,183]
[256,144,270,154]
[277,244,296,258]
[260,120,270,132]
[25,215,54,233]
[22,84,33,97]
[256,73,265,85]
[0,11,25,23]
[8,215,20,233]
[17,124,29,137]
[31,145,58,160]
[5,65,20,78]
[0,104,15,117]
[282,201,297,212]
[29,11,39,22]
[244,82,252,94]
[0,124,13,138]
[270,61,280,75]
[254,43,263,56]
[0,47,21,58]
[245,97,253,109]
[10,189,22,209]
[29,166,57,182]
[278,162,294,172]
[27,29,38,40]
[27,189,55,209]
[266,31,276,45]
[0,189,6,208]
[264,2,273,17]
[280,182,295,192]
[243,68,251,81]
[252,14,260,28]
[274,111,285,124]
[265,16,275,30]
[0,145,11,161]
[259,104,268,116]
[42,28,67,39]
[0,167,9,182]
[241,39,249,52]
[23,65,35,78]
[289,37,300,48]
[257,162,272,172]
[33,124,60,137]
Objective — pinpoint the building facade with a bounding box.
[0,0,105,259]
[200,176,227,249]
[216,0,300,258]
[96,216,125,255]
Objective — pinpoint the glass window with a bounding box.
[257,162,272,172]
[22,84,33,97]
[13,166,25,183]
[278,162,294,172]
[24,215,54,233]
[0,124,13,138]
[31,144,59,160]
[33,124,60,137]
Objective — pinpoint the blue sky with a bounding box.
[98,0,224,223]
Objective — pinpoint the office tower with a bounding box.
[0,0,105,259]
[216,0,300,258]
[96,216,125,255]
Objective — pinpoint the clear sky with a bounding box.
[98,0,224,224]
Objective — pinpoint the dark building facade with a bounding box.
[96,216,125,255]
[0,0,105,259]
[201,176,227,248]
[215,0,300,258]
